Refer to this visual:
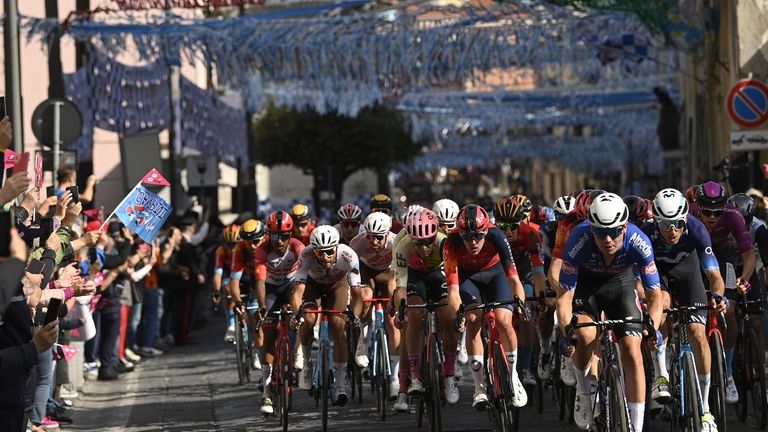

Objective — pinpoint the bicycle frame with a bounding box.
[305,310,339,394]
[365,298,392,380]
[665,306,709,428]
[272,310,294,390]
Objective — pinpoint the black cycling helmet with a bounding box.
[728,193,757,225]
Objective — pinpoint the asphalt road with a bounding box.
[66,320,746,432]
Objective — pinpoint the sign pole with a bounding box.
[52,101,62,189]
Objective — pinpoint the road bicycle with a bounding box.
[732,294,767,429]
[269,309,295,432]
[365,297,393,421]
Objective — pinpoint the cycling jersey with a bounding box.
[334,223,364,246]
[508,222,544,283]
[393,232,447,288]
[640,215,719,274]
[295,243,362,288]
[254,238,305,286]
[443,227,518,286]
[230,239,266,282]
[213,244,234,278]
[539,221,558,261]
[696,203,752,257]
[552,213,584,260]
[349,231,397,271]
[559,221,660,292]
[749,218,768,266]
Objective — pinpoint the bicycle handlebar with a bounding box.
[363,298,392,303]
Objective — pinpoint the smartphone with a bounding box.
[67,186,79,204]
[40,217,55,240]
[12,152,29,175]
[0,96,6,119]
[0,210,13,257]
[44,297,62,325]
[46,186,55,198]
[88,246,98,263]
[26,259,45,275]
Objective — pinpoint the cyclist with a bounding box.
[444,204,528,410]
[290,203,316,245]
[642,189,725,431]
[433,198,460,234]
[255,211,305,415]
[349,212,400,397]
[290,225,361,406]
[728,193,768,355]
[335,203,364,245]
[212,224,239,342]
[393,207,460,406]
[541,195,576,266]
[558,192,663,432]
[229,219,268,370]
[370,193,402,233]
[624,195,653,225]
[493,197,547,388]
[695,181,756,404]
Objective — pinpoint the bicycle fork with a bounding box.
[371,307,391,379]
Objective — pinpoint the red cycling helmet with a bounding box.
[267,211,294,233]
[684,186,698,205]
[623,195,653,224]
[530,205,549,225]
[405,208,439,240]
[456,204,491,233]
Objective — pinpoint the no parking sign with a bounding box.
[727,79,768,128]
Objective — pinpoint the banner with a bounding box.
[115,185,172,243]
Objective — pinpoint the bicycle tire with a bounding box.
[428,334,442,431]
[320,341,330,432]
[280,338,292,432]
[416,395,425,428]
[683,352,703,432]
[492,341,515,432]
[378,330,390,421]
[553,352,566,420]
[735,332,749,422]
[747,329,768,429]
[607,364,630,432]
[243,320,252,383]
[235,322,246,385]
[709,331,727,432]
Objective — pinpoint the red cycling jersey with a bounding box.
[230,238,266,279]
[443,227,518,286]
[511,222,544,268]
[214,245,234,275]
[254,238,305,285]
[293,223,316,246]
[551,213,584,260]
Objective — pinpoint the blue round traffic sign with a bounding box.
[727,79,768,128]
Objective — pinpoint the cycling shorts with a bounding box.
[660,252,707,325]
[458,262,513,307]
[572,267,643,339]
[406,268,447,304]
[359,262,392,298]
[301,276,351,314]
[263,281,293,326]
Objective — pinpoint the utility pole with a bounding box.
[4,0,24,152]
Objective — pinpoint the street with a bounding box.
[67,320,738,432]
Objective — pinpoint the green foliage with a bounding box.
[251,102,420,176]
[545,0,678,40]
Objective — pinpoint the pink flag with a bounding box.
[141,169,170,187]
[53,344,79,362]
[83,207,105,223]
[3,149,17,170]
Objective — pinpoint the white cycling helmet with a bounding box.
[310,225,340,249]
[652,188,688,221]
[588,193,629,228]
[364,212,391,235]
[552,195,576,216]
[432,199,459,223]
[337,203,363,221]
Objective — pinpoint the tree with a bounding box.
[251,102,421,211]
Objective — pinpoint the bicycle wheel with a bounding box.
[280,338,292,432]
[607,364,630,432]
[376,330,389,421]
[320,342,330,432]
[243,321,252,383]
[553,352,566,420]
[428,334,442,431]
[735,333,748,422]
[709,331,727,432]
[532,348,544,414]
[235,322,246,385]
[492,341,514,432]
[747,329,768,429]
[683,352,703,432]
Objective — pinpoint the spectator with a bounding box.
[55,165,97,206]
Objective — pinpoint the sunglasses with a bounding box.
[314,248,336,256]
[657,219,686,231]
[592,226,623,239]
[700,208,723,217]
[439,222,456,230]
[341,221,360,228]
[496,222,520,232]
[270,232,291,242]
[298,221,310,228]
[367,233,386,241]
[460,231,487,242]
[413,237,436,247]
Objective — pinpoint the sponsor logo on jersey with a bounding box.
[643,261,657,275]
[628,232,653,259]
[342,249,354,262]
[567,233,590,259]
[562,261,577,275]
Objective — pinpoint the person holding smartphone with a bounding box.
[54,165,96,206]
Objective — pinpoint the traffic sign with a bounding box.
[727,79,768,128]
[730,129,768,151]
[31,98,83,147]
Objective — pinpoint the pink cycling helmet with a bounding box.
[406,208,439,240]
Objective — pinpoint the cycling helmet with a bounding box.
[337,203,362,221]
[623,195,653,224]
[241,219,267,241]
[569,189,584,199]
[310,225,340,249]
[695,181,728,208]
[369,194,393,213]
[552,195,576,216]
[652,189,689,221]
[222,224,240,244]
[588,193,629,228]
[432,199,459,223]
[684,186,698,205]
[267,211,294,233]
[576,189,604,217]
[493,196,525,223]
[406,208,439,240]
[364,212,392,235]
[530,205,550,225]
[456,204,491,233]
[728,193,757,225]
[512,195,533,214]
[290,203,311,222]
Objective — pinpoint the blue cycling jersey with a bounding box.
[560,221,661,291]
[640,215,719,274]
